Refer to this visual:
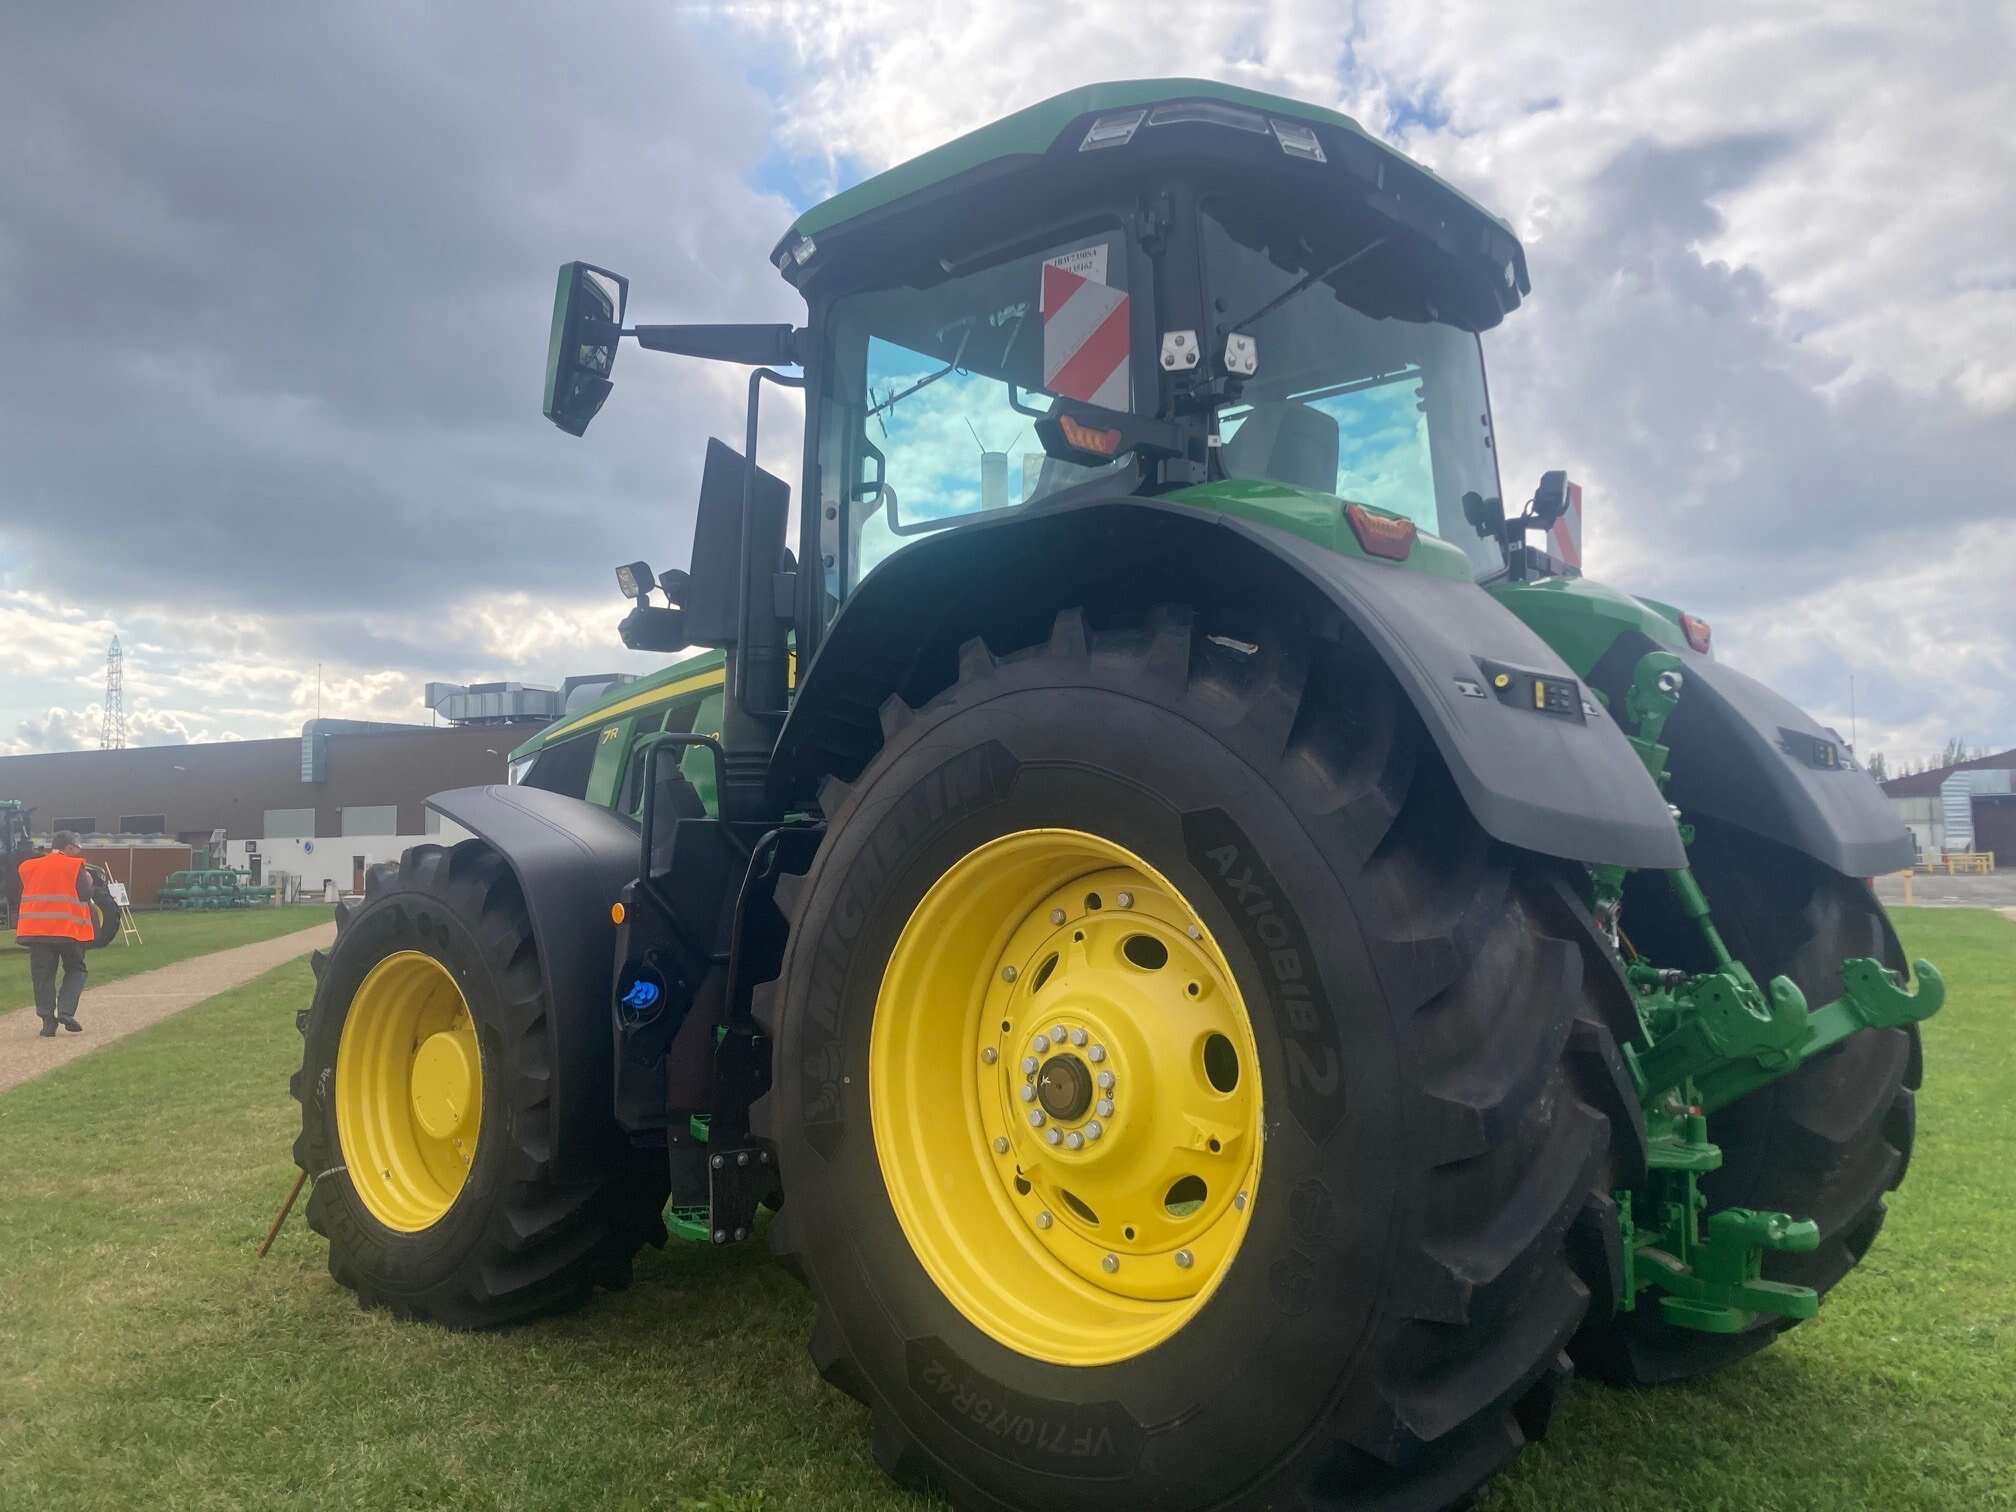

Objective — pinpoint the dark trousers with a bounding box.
[27,940,88,1025]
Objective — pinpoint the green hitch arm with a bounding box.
[1693,958,1944,1115]
[1652,1207,1823,1333]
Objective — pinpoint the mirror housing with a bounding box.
[1532,470,1580,529]
[544,262,629,437]
[1461,490,1505,542]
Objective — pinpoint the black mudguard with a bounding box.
[426,785,638,1183]
[775,496,1686,871]
[1593,636,1912,878]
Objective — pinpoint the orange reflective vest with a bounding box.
[16,852,95,942]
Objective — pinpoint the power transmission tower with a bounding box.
[102,635,126,750]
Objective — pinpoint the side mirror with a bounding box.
[1461,490,1505,542]
[1532,469,1580,529]
[543,262,629,437]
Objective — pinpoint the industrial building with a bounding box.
[1882,748,2016,862]
[0,676,628,903]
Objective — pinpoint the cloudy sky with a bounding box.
[2,2,2009,771]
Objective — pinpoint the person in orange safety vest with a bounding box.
[15,831,108,1037]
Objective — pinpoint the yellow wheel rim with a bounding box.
[335,950,484,1232]
[870,829,1263,1366]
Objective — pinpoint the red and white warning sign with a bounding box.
[1041,246,1130,411]
[1549,481,1583,572]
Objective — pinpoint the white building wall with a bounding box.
[228,821,475,897]
[1888,795,1940,860]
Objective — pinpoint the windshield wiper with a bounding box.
[867,322,976,420]
[1218,236,1387,337]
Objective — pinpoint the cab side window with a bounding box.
[621,702,701,816]
[520,732,598,800]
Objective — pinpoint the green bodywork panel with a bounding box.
[1488,573,1688,679]
[1167,479,1476,580]
[507,650,730,817]
[779,77,1515,253]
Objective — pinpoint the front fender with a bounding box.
[775,497,1686,871]
[426,784,638,1182]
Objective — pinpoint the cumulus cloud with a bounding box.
[2,1,2009,772]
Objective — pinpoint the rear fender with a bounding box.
[774,497,1686,871]
[426,785,637,1182]
[1588,632,1913,878]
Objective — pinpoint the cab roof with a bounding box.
[770,77,1528,306]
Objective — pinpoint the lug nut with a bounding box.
[1096,1098,1114,1118]
[1050,908,1067,925]
[1045,1128,1062,1146]
[1096,1070,1115,1090]
[1036,1211,1053,1229]
[1069,1027,1088,1046]
[1084,1121,1103,1140]
[981,1046,997,1065]
[1233,1191,1248,1211]
[1001,965,1018,983]
[1186,925,1202,940]
[1020,1085,1037,1103]
[1102,1254,1119,1273]
[1028,1110,1046,1127]
[1087,1044,1106,1063]
[1032,1035,1050,1055]
[1064,1131,1084,1150]
[1175,1249,1194,1270]
[1116,891,1134,908]
[1022,1056,1039,1075]
[993,1137,1010,1154]
[1049,1025,1067,1045]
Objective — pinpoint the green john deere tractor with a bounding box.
[292,79,1941,1509]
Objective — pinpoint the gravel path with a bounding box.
[0,922,334,1094]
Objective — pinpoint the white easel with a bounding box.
[107,881,144,946]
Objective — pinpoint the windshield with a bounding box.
[1200,199,1505,577]
[817,227,1137,603]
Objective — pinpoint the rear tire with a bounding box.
[1572,818,1920,1385]
[758,605,1630,1511]
[291,841,667,1328]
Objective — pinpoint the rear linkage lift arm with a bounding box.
[1591,650,1943,1334]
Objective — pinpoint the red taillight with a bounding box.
[1346,503,1416,561]
[1680,612,1712,654]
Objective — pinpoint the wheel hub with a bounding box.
[1035,1053,1094,1120]
[871,828,1264,1366]
[334,950,484,1233]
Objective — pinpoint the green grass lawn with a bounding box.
[0,909,2009,1510]
[1,907,330,1012]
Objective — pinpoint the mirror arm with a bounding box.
[630,323,809,367]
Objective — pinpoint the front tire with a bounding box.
[291,841,667,1328]
[759,606,1627,1511]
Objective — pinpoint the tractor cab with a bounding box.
[545,82,1539,656]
